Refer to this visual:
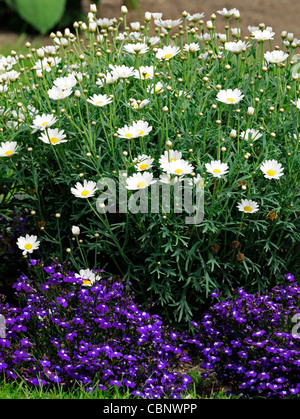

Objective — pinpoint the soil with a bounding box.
[1,0,300,49]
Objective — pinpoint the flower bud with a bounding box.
[72,225,80,236]
[230,129,237,138]
[90,3,97,13]
[247,106,255,116]
[89,21,97,32]
[206,20,214,29]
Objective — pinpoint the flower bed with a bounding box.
[184,273,300,398]
[0,260,191,398]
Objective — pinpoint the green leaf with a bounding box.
[4,0,17,9]
[15,0,67,34]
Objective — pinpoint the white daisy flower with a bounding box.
[205,160,229,178]
[159,173,172,184]
[237,199,259,213]
[42,45,58,55]
[225,41,249,54]
[109,64,135,79]
[133,154,154,171]
[240,129,263,142]
[164,159,194,176]
[183,43,200,53]
[117,124,139,139]
[130,22,141,31]
[54,37,70,46]
[231,28,241,37]
[264,50,289,64]
[74,268,101,286]
[216,88,244,105]
[87,93,113,107]
[198,33,214,42]
[186,12,205,21]
[96,17,117,28]
[159,150,182,168]
[217,8,239,17]
[69,70,88,83]
[96,72,119,87]
[71,180,97,198]
[248,26,259,34]
[6,70,20,82]
[151,13,163,19]
[156,45,180,61]
[132,120,153,137]
[260,159,284,180]
[252,29,275,42]
[147,81,164,94]
[17,234,40,256]
[159,173,184,184]
[126,172,157,190]
[33,56,61,73]
[0,55,18,72]
[145,36,160,46]
[31,113,57,133]
[134,65,154,80]
[39,128,68,145]
[189,174,204,188]
[130,99,150,110]
[53,75,77,90]
[0,141,18,157]
[48,86,73,100]
[154,18,182,29]
[123,42,149,55]
[128,32,142,41]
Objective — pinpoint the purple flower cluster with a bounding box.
[184,274,300,398]
[0,260,192,398]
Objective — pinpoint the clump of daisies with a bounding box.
[0,4,299,327]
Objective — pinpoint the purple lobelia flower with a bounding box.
[0,260,192,398]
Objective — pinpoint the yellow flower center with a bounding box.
[50,137,59,144]
[267,169,276,177]
[83,279,91,285]
[227,98,235,103]
[137,181,147,188]
[96,101,102,105]
[170,158,177,162]
[213,168,221,173]
[5,150,13,156]
[174,168,183,175]
[244,206,252,212]
[81,190,90,197]
[139,163,148,170]
[165,53,173,59]
[24,243,33,250]
[138,130,144,136]
[42,122,49,127]
[125,133,133,138]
